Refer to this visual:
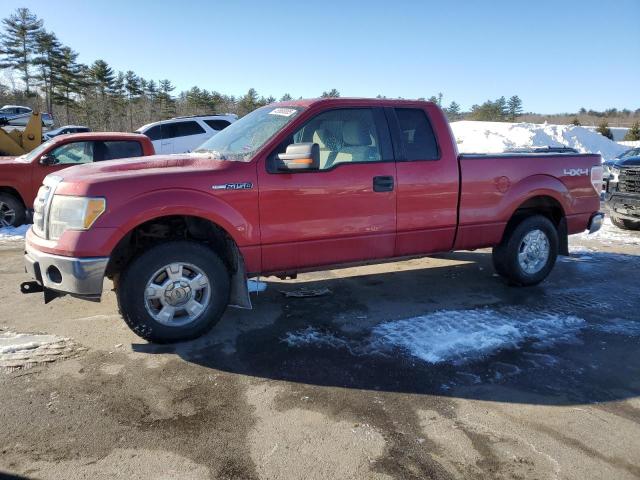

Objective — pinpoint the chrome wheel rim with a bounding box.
[144,262,211,327]
[0,201,16,227]
[518,229,550,275]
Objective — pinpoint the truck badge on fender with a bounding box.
[211,182,253,190]
[563,168,589,176]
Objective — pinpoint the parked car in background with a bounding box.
[0,132,155,227]
[44,125,91,140]
[136,114,237,154]
[20,98,603,343]
[604,148,640,230]
[0,105,54,127]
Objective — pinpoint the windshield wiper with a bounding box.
[193,149,227,160]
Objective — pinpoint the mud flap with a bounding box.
[558,217,569,256]
[228,251,252,309]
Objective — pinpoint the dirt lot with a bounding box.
[1,221,639,480]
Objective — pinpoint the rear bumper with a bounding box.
[605,194,640,221]
[24,243,108,299]
[587,212,604,234]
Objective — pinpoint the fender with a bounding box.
[97,187,259,251]
[499,174,571,221]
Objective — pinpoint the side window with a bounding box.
[145,125,162,141]
[49,141,94,165]
[204,119,231,131]
[289,109,382,170]
[172,121,206,137]
[94,141,143,161]
[395,108,439,161]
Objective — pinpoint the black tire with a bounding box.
[611,214,640,231]
[117,241,230,343]
[0,193,26,227]
[492,215,559,287]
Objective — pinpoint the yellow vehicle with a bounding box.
[0,112,44,156]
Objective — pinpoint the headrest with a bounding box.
[343,121,370,146]
[313,128,340,150]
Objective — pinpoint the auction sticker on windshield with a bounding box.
[269,108,297,117]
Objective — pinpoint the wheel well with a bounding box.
[502,195,568,254]
[0,187,25,207]
[105,215,240,280]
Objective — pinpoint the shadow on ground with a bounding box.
[133,250,640,407]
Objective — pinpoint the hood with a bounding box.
[613,156,640,168]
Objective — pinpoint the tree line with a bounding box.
[0,7,637,141]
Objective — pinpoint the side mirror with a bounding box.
[40,154,57,166]
[277,143,319,171]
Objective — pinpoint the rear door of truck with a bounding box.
[388,105,460,256]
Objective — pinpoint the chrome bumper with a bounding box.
[588,212,604,234]
[24,244,108,298]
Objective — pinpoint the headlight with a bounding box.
[610,167,620,183]
[48,196,106,240]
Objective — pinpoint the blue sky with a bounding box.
[2,0,638,113]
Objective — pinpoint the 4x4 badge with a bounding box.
[211,182,253,190]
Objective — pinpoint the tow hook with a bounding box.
[20,281,64,304]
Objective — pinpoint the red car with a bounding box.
[21,98,603,343]
[0,132,155,226]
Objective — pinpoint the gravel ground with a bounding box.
[0,221,639,480]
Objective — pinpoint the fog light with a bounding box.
[47,265,62,284]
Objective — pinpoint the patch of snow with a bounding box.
[248,279,267,293]
[0,331,80,371]
[0,224,29,241]
[451,120,627,161]
[284,307,586,365]
[593,319,640,336]
[580,218,640,246]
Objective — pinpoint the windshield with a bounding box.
[19,139,55,162]
[193,106,302,161]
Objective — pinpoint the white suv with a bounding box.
[136,114,237,154]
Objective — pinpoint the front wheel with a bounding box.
[611,215,640,231]
[117,241,230,343]
[0,193,26,227]
[492,215,559,286]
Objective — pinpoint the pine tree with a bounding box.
[124,70,141,130]
[596,120,614,140]
[320,88,340,98]
[280,93,292,101]
[158,79,176,118]
[33,30,64,113]
[624,122,640,141]
[571,117,581,126]
[0,8,43,95]
[53,46,84,122]
[89,59,115,129]
[238,88,260,115]
[507,95,523,121]
[446,101,461,121]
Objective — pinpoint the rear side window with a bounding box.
[395,108,439,161]
[204,119,231,131]
[173,121,206,137]
[144,125,162,141]
[94,141,143,161]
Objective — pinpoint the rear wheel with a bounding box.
[117,241,230,343]
[611,214,640,231]
[0,193,25,227]
[492,215,558,286]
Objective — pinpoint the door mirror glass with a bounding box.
[40,154,57,166]
[277,143,320,171]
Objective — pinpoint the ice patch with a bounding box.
[592,319,640,336]
[248,279,267,293]
[0,224,29,242]
[284,307,586,365]
[0,331,80,371]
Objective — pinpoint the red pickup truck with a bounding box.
[20,98,603,343]
[0,132,155,227]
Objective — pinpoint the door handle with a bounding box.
[373,175,394,192]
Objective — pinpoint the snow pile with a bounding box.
[451,120,627,161]
[0,224,29,242]
[284,307,585,365]
[0,331,81,371]
[580,218,640,246]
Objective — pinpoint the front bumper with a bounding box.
[23,243,108,300]
[605,194,640,221]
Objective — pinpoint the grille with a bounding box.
[31,176,61,239]
[619,168,640,194]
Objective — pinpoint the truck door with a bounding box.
[257,107,396,273]
[389,107,459,255]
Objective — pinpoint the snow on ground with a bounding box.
[451,120,627,161]
[580,218,640,246]
[0,331,81,371]
[0,224,29,242]
[284,306,587,365]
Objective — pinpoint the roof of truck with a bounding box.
[48,132,150,143]
[272,97,437,109]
